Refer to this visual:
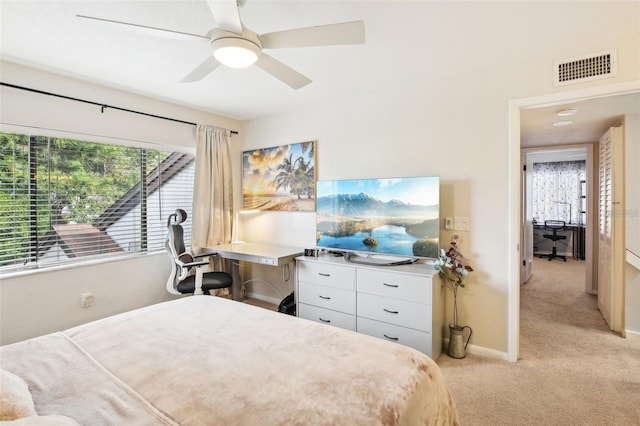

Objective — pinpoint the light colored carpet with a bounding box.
[437,257,640,425]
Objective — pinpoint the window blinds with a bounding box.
[0,133,194,274]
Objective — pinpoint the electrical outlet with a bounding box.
[80,292,95,308]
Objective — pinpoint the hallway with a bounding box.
[520,256,599,359]
[437,256,640,425]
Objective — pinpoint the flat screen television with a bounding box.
[316,176,440,264]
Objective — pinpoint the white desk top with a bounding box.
[207,242,304,266]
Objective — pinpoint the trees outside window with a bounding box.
[0,133,194,273]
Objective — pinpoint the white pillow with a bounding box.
[0,369,37,420]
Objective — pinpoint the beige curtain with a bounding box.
[191,125,233,255]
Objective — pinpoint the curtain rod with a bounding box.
[0,82,238,135]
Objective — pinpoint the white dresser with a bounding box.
[296,255,444,359]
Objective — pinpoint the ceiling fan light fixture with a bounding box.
[212,37,260,69]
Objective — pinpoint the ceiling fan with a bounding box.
[77,0,365,90]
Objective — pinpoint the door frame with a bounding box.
[507,80,640,362]
[521,145,594,291]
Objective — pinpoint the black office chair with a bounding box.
[165,209,233,296]
[540,220,567,262]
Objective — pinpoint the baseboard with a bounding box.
[468,343,510,360]
[625,329,640,341]
[245,291,281,306]
[443,338,510,361]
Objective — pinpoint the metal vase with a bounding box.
[448,324,472,359]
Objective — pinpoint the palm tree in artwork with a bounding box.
[274,154,302,199]
[298,141,315,199]
[300,141,314,161]
[294,156,315,199]
[274,153,315,200]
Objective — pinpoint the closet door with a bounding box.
[598,126,624,333]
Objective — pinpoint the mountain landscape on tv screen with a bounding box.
[316,192,440,257]
[316,193,439,219]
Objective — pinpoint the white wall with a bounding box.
[0,253,175,344]
[625,114,640,258]
[0,61,243,345]
[238,1,640,357]
[624,113,640,334]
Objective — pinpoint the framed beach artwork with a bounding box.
[242,140,316,211]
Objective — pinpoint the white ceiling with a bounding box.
[520,92,640,148]
[1,0,378,121]
[1,0,638,147]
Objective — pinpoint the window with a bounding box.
[531,160,586,225]
[0,133,194,274]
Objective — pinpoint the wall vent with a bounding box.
[554,50,617,86]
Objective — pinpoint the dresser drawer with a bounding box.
[296,256,443,358]
[299,282,356,315]
[298,261,355,290]
[357,317,431,354]
[299,303,356,331]
[357,292,431,331]
[357,268,432,303]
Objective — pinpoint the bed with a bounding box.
[1,296,459,425]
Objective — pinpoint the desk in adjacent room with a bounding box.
[533,223,585,260]
[206,242,304,300]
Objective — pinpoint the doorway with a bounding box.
[507,80,640,362]
[519,146,593,359]
[522,146,592,292]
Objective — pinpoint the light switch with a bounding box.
[444,217,453,230]
[454,217,470,231]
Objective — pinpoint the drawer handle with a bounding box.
[319,295,331,300]
[383,308,399,314]
[383,334,399,341]
[318,273,331,277]
[383,283,399,288]
[319,317,331,323]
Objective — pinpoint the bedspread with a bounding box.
[1,296,459,425]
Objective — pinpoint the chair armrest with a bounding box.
[181,260,210,268]
[193,252,219,259]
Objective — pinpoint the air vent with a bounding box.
[554,50,617,86]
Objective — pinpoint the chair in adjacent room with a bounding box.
[165,209,233,296]
[540,220,567,262]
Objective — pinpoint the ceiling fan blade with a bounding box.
[260,21,365,49]
[76,14,208,42]
[206,0,243,34]
[254,53,312,90]
[181,56,222,83]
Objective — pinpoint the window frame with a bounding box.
[0,131,195,276]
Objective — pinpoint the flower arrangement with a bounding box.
[434,240,473,329]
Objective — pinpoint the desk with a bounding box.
[206,242,304,300]
[533,223,585,260]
